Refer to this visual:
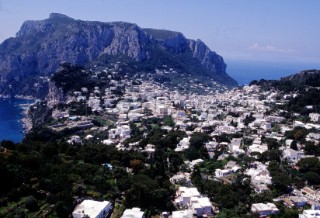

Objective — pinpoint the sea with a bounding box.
[0,60,319,143]
[0,98,34,143]
[226,59,320,86]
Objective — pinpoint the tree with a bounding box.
[297,157,320,173]
[160,130,186,149]
[290,140,298,150]
[304,172,320,185]
[0,140,16,149]
[304,141,320,156]
[273,206,299,218]
[285,127,308,142]
[243,113,255,126]
[163,116,175,127]
[130,159,144,174]
[261,150,281,162]
[265,138,280,150]
[271,172,292,193]
[24,196,38,212]
[268,161,292,193]
[189,132,210,149]
[125,174,172,210]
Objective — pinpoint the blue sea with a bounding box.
[226,59,320,86]
[0,99,34,143]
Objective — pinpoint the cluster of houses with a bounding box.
[47,65,320,217]
[72,199,145,218]
[173,187,214,217]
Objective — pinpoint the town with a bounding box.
[22,64,320,218]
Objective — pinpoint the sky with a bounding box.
[0,0,320,65]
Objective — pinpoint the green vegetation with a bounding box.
[0,116,189,217]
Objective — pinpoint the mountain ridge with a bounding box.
[0,13,237,98]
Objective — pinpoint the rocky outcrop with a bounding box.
[0,13,237,97]
[46,82,67,108]
[104,22,149,60]
[188,39,226,74]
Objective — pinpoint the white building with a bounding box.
[189,196,213,216]
[205,141,218,158]
[261,122,272,130]
[110,125,131,142]
[307,133,320,141]
[229,138,245,157]
[156,105,169,117]
[251,203,279,216]
[299,209,320,218]
[68,135,82,144]
[215,168,234,178]
[72,200,112,218]
[170,172,191,186]
[175,187,213,216]
[171,210,193,218]
[205,141,218,152]
[175,110,187,121]
[121,208,145,218]
[282,148,304,163]
[175,137,190,152]
[144,144,155,153]
[248,143,268,154]
[175,187,201,206]
[245,162,272,193]
[309,113,320,123]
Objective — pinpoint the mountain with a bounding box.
[0,13,237,98]
[281,69,320,86]
[250,69,320,92]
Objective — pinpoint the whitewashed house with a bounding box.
[171,210,193,218]
[121,208,145,218]
[189,196,213,216]
[175,187,200,207]
[299,208,320,218]
[175,137,190,152]
[282,148,304,163]
[68,135,82,144]
[309,113,320,123]
[72,200,112,218]
[251,203,279,216]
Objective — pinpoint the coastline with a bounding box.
[21,108,33,133]
[19,99,38,134]
[0,97,37,141]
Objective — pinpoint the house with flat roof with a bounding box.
[299,209,320,218]
[171,210,194,218]
[72,199,112,218]
[189,196,213,216]
[175,187,201,207]
[121,208,145,218]
[251,203,279,216]
[174,187,213,216]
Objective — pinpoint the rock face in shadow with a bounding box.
[0,13,237,97]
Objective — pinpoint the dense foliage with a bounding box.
[0,126,175,217]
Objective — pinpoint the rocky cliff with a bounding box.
[0,13,237,97]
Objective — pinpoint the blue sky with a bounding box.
[0,0,320,64]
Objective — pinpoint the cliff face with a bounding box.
[0,13,237,97]
[188,40,225,73]
[46,82,67,108]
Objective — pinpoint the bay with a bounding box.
[0,98,33,143]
